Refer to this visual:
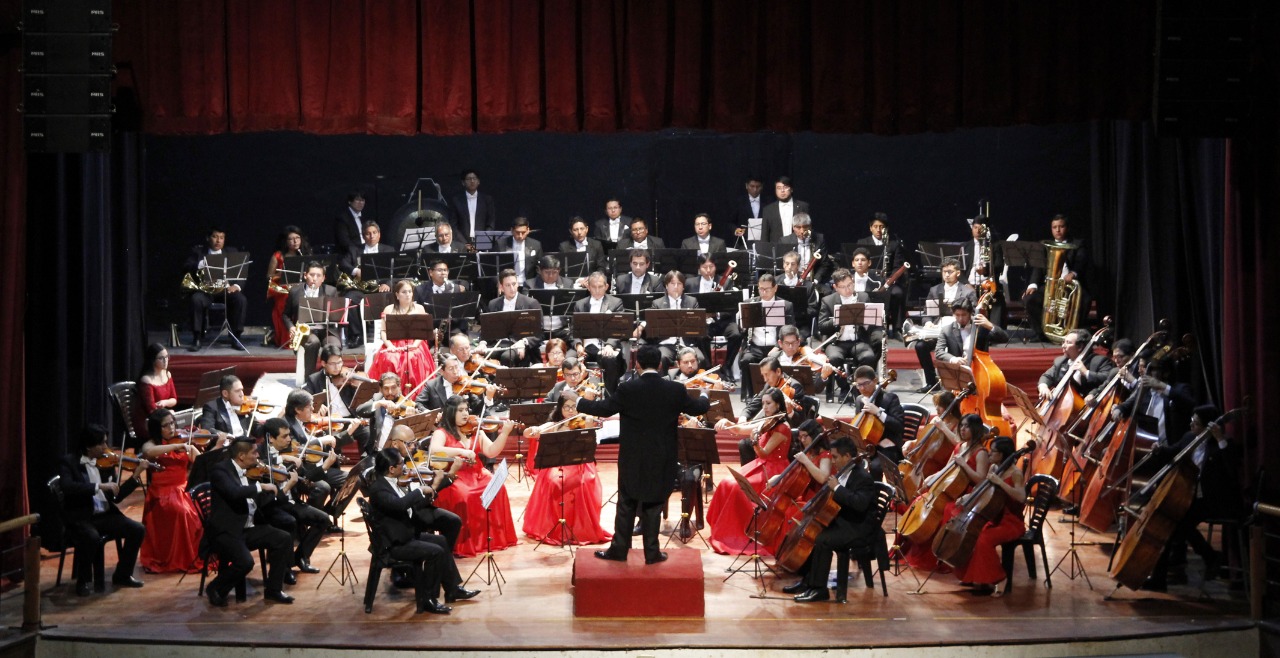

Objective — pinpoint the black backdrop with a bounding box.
[143,122,1091,327]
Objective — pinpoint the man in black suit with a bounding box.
[423,222,466,254]
[304,345,370,452]
[932,298,1009,391]
[257,417,329,577]
[634,270,705,367]
[777,252,821,339]
[483,268,543,367]
[730,176,767,229]
[285,261,345,375]
[189,374,249,484]
[333,191,366,254]
[818,269,881,380]
[58,425,146,596]
[184,227,248,350]
[355,373,426,455]
[572,271,627,394]
[735,356,810,464]
[594,198,631,245]
[760,176,810,244]
[205,439,295,607]
[448,169,496,242]
[528,255,574,342]
[494,217,542,286]
[781,436,881,602]
[282,389,346,511]
[1114,353,1195,451]
[338,221,395,346]
[1036,328,1115,399]
[1023,214,1091,339]
[413,258,469,334]
[778,213,832,284]
[617,217,666,251]
[545,356,603,403]
[558,217,606,273]
[565,345,710,564]
[848,365,906,469]
[680,213,727,255]
[963,215,1005,326]
[416,355,499,415]
[856,212,909,332]
[367,447,477,614]
[613,248,663,295]
[910,259,978,392]
[737,273,795,399]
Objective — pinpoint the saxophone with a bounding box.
[1040,241,1081,344]
[287,323,311,351]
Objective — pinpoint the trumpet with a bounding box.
[287,323,311,351]
[181,272,227,296]
[338,271,381,293]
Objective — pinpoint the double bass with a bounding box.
[899,384,975,501]
[961,281,1012,438]
[1027,320,1111,481]
[1109,405,1245,590]
[932,441,1036,568]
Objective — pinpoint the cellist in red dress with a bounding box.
[950,436,1026,596]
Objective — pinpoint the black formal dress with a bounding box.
[576,372,710,562]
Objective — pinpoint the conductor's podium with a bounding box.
[571,548,704,618]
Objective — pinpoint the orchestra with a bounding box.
[72,195,1244,615]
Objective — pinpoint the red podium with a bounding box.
[571,549,704,618]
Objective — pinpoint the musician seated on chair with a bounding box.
[189,374,249,485]
[58,424,147,597]
[781,436,880,603]
[570,271,627,395]
[932,297,1009,370]
[631,270,706,369]
[767,324,834,390]
[1022,214,1091,341]
[737,274,796,400]
[909,258,978,393]
[282,389,347,512]
[778,212,832,284]
[734,357,813,465]
[205,438,294,607]
[423,222,463,254]
[849,365,907,470]
[817,268,880,397]
[1036,328,1115,400]
[338,221,395,348]
[257,417,329,581]
[367,446,477,614]
[285,261,345,375]
[680,213,727,255]
[692,254,742,382]
[613,248,663,295]
[184,227,248,350]
[855,212,908,334]
[558,216,607,275]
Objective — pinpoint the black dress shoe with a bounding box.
[75,581,92,597]
[795,588,830,603]
[207,589,228,607]
[326,524,343,534]
[594,550,627,562]
[645,552,668,565]
[295,559,320,574]
[632,524,643,536]
[781,580,808,594]
[417,598,451,615]
[283,570,297,585]
[915,385,935,394]
[444,586,480,603]
[264,590,295,604]
[112,576,145,588]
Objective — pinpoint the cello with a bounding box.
[775,450,866,573]
[754,427,838,547]
[1109,405,1246,590]
[899,384,975,501]
[961,281,1012,438]
[1027,320,1112,481]
[932,441,1036,568]
[896,427,990,543]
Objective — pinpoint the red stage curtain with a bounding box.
[111,0,1156,136]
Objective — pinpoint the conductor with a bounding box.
[562,345,710,564]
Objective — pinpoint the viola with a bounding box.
[683,365,736,392]
[96,451,163,472]
[566,414,602,431]
[452,377,507,396]
[932,441,1036,569]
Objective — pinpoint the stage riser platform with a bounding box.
[30,628,1260,658]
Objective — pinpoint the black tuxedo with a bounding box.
[284,416,348,503]
[198,398,251,437]
[494,236,544,281]
[484,293,544,366]
[184,244,248,337]
[338,243,395,277]
[855,236,908,273]
[285,284,344,375]
[594,217,632,243]
[576,372,710,561]
[256,444,330,564]
[925,283,978,316]
[333,207,366,253]
[818,291,881,373]
[912,283,980,387]
[760,199,810,244]
[933,321,1009,365]
[680,235,727,254]
[617,235,666,251]
[1117,383,1195,446]
[732,195,768,228]
[366,476,462,606]
[205,460,293,598]
[1023,237,1093,333]
[571,294,627,393]
[796,463,881,590]
[1038,352,1116,395]
[779,233,832,283]
[613,271,663,295]
[644,294,705,366]
[57,454,145,587]
[448,192,497,240]
[356,394,427,454]
[557,239,607,271]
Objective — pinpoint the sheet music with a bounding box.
[480,459,508,510]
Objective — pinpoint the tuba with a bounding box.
[181,272,227,296]
[1040,241,1081,344]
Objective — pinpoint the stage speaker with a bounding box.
[21,0,113,152]
[1153,0,1252,137]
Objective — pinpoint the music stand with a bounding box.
[999,241,1048,272]
[383,313,434,342]
[200,252,252,353]
[690,291,742,315]
[396,409,441,446]
[464,459,509,593]
[194,366,237,411]
[475,252,517,280]
[690,388,734,426]
[473,230,508,253]
[739,300,788,332]
[426,252,475,282]
[480,309,543,344]
[425,291,481,334]
[528,289,587,335]
[554,251,593,281]
[915,242,967,279]
[298,296,353,338]
[651,248,697,278]
[400,226,435,251]
[531,428,598,552]
[614,292,661,312]
[668,426,718,548]
[723,467,781,594]
[491,367,558,402]
[279,255,312,289]
[506,402,555,483]
[779,365,817,396]
[750,242,784,277]
[934,360,976,395]
[572,311,636,344]
[642,309,707,341]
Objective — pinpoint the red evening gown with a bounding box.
[432,431,519,557]
[139,450,203,573]
[521,461,611,546]
[951,476,1026,585]
[137,378,177,441]
[268,251,290,347]
[901,443,984,572]
[707,425,792,556]
[366,311,437,393]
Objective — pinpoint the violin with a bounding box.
[282,441,351,465]
[452,377,507,396]
[574,379,603,400]
[164,430,219,449]
[683,366,736,392]
[302,417,367,435]
[567,414,602,430]
[245,462,292,484]
[464,355,502,375]
[96,451,164,472]
[237,396,276,415]
[458,417,525,435]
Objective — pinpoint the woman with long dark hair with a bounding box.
[267,225,312,347]
[137,409,203,573]
[427,396,519,557]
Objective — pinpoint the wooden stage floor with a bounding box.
[1,462,1254,654]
